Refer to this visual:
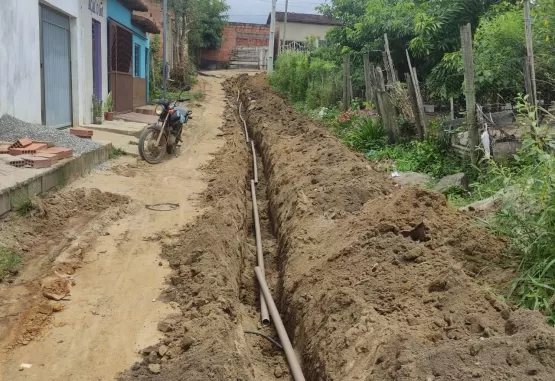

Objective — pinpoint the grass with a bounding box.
[109,147,127,159]
[0,246,21,280]
[366,139,472,179]
[13,198,34,216]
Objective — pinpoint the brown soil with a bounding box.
[121,78,289,380]
[117,72,554,381]
[0,188,131,350]
[233,73,555,380]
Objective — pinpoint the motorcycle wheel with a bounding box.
[139,125,167,164]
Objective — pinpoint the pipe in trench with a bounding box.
[251,179,270,326]
[255,266,306,381]
[251,141,259,185]
[238,102,250,143]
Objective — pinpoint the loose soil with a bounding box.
[0,73,228,380]
[3,70,555,381]
[233,73,555,380]
[118,72,555,381]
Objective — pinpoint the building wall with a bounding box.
[107,0,150,80]
[135,0,173,67]
[78,0,109,125]
[278,21,335,42]
[0,0,103,126]
[0,0,42,124]
[201,23,270,64]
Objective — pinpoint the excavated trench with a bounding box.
[123,75,555,381]
[234,74,555,381]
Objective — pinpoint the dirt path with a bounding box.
[0,74,229,381]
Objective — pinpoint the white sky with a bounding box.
[227,0,327,24]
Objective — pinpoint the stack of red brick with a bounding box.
[0,138,74,169]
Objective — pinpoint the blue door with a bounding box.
[40,5,72,128]
[92,20,102,100]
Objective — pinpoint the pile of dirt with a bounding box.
[233,73,555,381]
[120,94,256,380]
[0,188,131,349]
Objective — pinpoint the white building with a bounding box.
[267,12,342,50]
[0,0,108,127]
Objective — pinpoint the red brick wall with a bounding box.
[201,23,271,63]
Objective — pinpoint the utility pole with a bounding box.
[281,0,289,52]
[524,0,538,110]
[268,0,276,72]
[162,0,168,98]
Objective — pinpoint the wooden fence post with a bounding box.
[460,23,478,165]
[524,0,538,110]
[363,54,372,103]
[369,64,381,115]
[376,67,400,143]
[363,54,379,110]
[384,33,398,84]
[450,97,455,120]
[405,50,426,136]
[348,58,354,104]
[342,54,350,110]
[382,51,393,86]
[406,71,424,140]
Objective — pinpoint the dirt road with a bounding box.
[0,74,228,380]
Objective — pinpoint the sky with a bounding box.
[226,0,327,24]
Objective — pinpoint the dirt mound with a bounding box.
[232,73,555,380]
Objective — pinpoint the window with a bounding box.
[134,43,141,77]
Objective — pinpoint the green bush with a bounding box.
[367,139,469,179]
[270,52,341,109]
[480,100,555,324]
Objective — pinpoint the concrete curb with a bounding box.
[0,143,113,216]
[84,125,146,138]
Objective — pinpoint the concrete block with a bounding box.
[0,142,112,216]
[27,178,43,198]
[0,193,10,215]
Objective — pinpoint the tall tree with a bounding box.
[170,0,229,84]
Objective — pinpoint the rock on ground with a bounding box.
[434,172,469,193]
[393,171,433,187]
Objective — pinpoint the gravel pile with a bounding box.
[0,114,101,156]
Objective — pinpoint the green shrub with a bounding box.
[270,52,342,109]
[0,246,21,279]
[14,198,34,216]
[367,139,469,178]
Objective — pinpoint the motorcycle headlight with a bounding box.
[155,105,164,115]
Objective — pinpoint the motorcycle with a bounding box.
[138,85,193,164]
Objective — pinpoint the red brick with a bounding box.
[43,147,73,159]
[35,152,60,163]
[0,145,9,154]
[70,128,94,137]
[9,138,33,149]
[21,155,51,168]
[8,143,48,155]
[2,156,25,167]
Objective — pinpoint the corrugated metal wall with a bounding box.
[40,5,72,128]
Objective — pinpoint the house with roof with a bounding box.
[0,0,160,127]
[107,0,160,113]
[267,12,342,50]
